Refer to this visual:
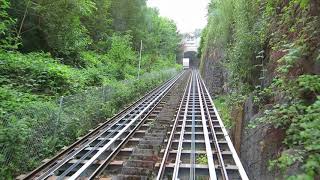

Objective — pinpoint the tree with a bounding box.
[82,0,113,52]
[107,34,137,80]
[10,0,95,56]
[110,0,147,49]
[0,0,18,50]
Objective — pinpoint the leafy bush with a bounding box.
[32,0,95,55]
[0,86,41,118]
[0,0,18,50]
[0,102,60,178]
[107,34,137,80]
[0,52,85,95]
[79,51,105,68]
[213,96,233,129]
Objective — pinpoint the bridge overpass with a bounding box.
[183,33,200,53]
[182,33,200,67]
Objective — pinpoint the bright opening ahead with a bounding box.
[147,0,210,33]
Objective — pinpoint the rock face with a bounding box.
[236,95,285,180]
[201,48,226,96]
[203,60,225,96]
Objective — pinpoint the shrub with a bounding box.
[0,52,85,95]
[0,86,41,118]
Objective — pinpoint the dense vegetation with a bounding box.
[0,0,181,177]
[200,0,319,179]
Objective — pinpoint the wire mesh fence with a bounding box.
[0,68,179,177]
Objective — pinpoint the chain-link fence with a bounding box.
[0,68,179,178]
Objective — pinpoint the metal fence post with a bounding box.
[56,96,64,131]
[102,87,106,103]
[138,40,142,79]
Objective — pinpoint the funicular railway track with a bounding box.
[22,70,248,180]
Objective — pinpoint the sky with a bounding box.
[147,0,210,33]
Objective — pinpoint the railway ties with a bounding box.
[23,70,248,180]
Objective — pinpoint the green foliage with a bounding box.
[0,101,60,177]
[0,0,18,50]
[79,51,105,68]
[9,0,180,68]
[0,0,182,178]
[227,0,261,85]
[202,0,319,178]
[284,98,320,177]
[269,151,303,174]
[200,0,263,88]
[143,12,180,59]
[298,75,320,94]
[109,0,146,47]
[196,154,208,165]
[0,52,85,95]
[253,75,320,177]
[264,97,320,178]
[107,34,137,80]
[0,86,41,117]
[213,96,233,129]
[277,43,308,75]
[0,68,179,177]
[26,0,95,55]
[199,0,234,68]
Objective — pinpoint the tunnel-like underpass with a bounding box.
[184,51,199,68]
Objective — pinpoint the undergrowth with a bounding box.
[0,69,179,178]
[213,96,233,129]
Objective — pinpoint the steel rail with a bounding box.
[199,75,249,180]
[67,72,184,179]
[172,71,193,179]
[195,72,217,180]
[88,71,187,179]
[190,73,196,180]
[198,72,228,180]
[38,76,177,180]
[156,72,192,180]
